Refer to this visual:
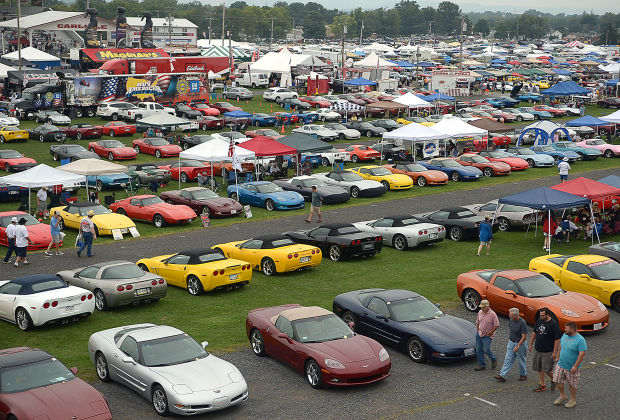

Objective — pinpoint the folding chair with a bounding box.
[124,176,142,197]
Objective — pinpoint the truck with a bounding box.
[120,102,175,121]
[236,71,269,88]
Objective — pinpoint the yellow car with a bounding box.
[420,121,435,127]
[0,126,29,143]
[396,117,413,125]
[51,202,135,236]
[347,166,413,190]
[529,254,620,311]
[137,250,252,295]
[212,235,322,276]
[532,80,551,89]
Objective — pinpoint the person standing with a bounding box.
[14,218,32,267]
[45,211,63,255]
[2,216,18,264]
[558,157,570,182]
[477,216,493,256]
[494,308,528,382]
[77,210,97,258]
[306,185,323,223]
[36,187,48,219]
[542,213,558,252]
[474,300,499,371]
[552,322,586,408]
[529,307,562,392]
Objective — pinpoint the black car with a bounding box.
[0,150,36,171]
[284,223,382,262]
[50,144,99,162]
[278,98,311,110]
[28,125,66,142]
[343,121,387,137]
[174,103,203,119]
[273,176,350,204]
[413,207,498,242]
[588,241,620,262]
[370,119,403,131]
[371,141,408,160]
[179,134,215,150]
[217,131,246,141]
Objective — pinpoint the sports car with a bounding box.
[34,110,71,125]
[461,200,543,231]
[338,94,367,106]
[514,93,542,103]
[342,122,387,138]
[158,160,209,182]
[597,97,620,108]
[478,150,529,171]
[530,145,580,162]
[534,104,566,117]
[0,274,94,331]
[244,128,282,140]
[109,195,196,228]
[333,289,476,362]
[127,164,171,185]
[0,150,36,172]
[222,87,254,100]
[28,124,67,142]
[289,110,319,124]
[552,104,580,116]
[88,324,248,416]
[250,113,277,127]
[228,181,304,211]
[383,162,448,186]
[505,147,555,167]
[485,97,519,108]
[313,171,387,198]
[245,304,390,388]
[284,223,382,262]
[57,261,166,310]
[456,154,512,177]
[348,166,413,190]
[292,124,338,141]
[0,347,111,420]
[457,268,609,332]
[87,174,131,191]
[273,176,349,204]
[0,126,28,143]
[50,144,99,162]
[213,235,322,276]
[132,137,181,158]
[338,145,381,163]
[503,108,535,121]
[0,112,20,126]
[589,242,620,263]
[51,202,136,236]
[209,101,243,113]
[370,119,403,131]
[174,103,202,119]
[550,141,602,160]
[190,103,221,116]
[419,158,483,182]
[413,207,496,241]
[160,187,243,217]
[490,110,517,123]
[278,97,311,110]
[300,96,331,108]
[178,134,214,150]
[315,108,342,121]
[101,121,136,137]
[60,124,103,140]
[353,215,445,250]
[88,140,137,161]
[575,139,620,158]
[529,254,620,311]
[0,185,27,203]
[197,115,225,130]
[516,107,551,120]
[137,250,251,294]
[323,123,360,139]
[396,117,427,125]
[0,211,57,249]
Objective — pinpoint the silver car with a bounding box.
[462,200,543,231]
[222,87,254,100]
[35,110,71,125]
[324,123,361,139]
[57,261,167,311]
[313,171,387,198]
[353,216,446,250]
[89,324,248,416]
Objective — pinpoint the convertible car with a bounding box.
[529,254,620,311]
[383,162,448,187]
[337,145,381,163]
[504,147,555,167]
[0,211,57,249]
[50,202,135,236]
[213,235,321,276]
[353,215,445,251]
[313,171,387,198]
[137,249,252,294]
[227,181,305,211]
[575,139,620,158]
[419,158,483,182]
[132,137,182,158]
[0,149,36,172]
[87,174,130,191]
[457,268,609,332]
[273,176,350,204]
[333,289,477,362]
[59,124,103,140]
[456,154,511,177]
[88,140,137,161]
[347,166,413,190]
[413,207,496,241]
[109,195,196,228]
[158,160,210,182]
[478,150,529,171]
[28,124,66,142]
[160,187,243,217]
[245,304,391,388]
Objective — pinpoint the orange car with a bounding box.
[337,145,380,163]
[383,162,448,187]
[456,153,511,177]
[211,162,255,173]
[456,269,609,333]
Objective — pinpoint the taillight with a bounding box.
[246,264,251,270]
[117,285,125,291]
[311,250,315,254]
[294,253,299,258]
[51,301,58,307]
[241,265,246,270]
[219,269,224,275]
[43,302,50,309]
[158,279,164,284]
[287,254,292,259]
[316,249,320,254]
[213,270,218,276]
[81,295,86,301]
[376,236,382,241]
[125,285,133,290]
[418,230,423,235]
[424,230,428,234]
[88,294,93,300]
[151,280,158,285]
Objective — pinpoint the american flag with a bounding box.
[228,137,234,158]
[100,78,119,102]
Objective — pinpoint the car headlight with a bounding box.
[378,347,389,361]
[276,196,285,201]
[597,300,608,312]
[228,369,244,383]
[324,358,345,369]
[561,308,580,318]
[172,384,193,395]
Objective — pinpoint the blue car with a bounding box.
[551,141,602,161]
[505,147,555,167]
[86,174,131,191]
[0,185,27,203]
[227,181,305,211]
[284,154,322,168]
[485,97,519,108]
[530,145,580,163]
[291,111,319,124]
[251,113,277,127]
[333,288,477,362]
[516,107,551,120]
[420,157,483,182]
[514,93,542,103]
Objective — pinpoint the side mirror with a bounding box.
[435,303,441,309]
[73,272,80,278]
[277,333,292,343]
[121,356,135,364]
[70,367,78,374]
[201,341,209,349]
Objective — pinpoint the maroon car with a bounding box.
[60,124,104,140]
[160,187,243,217]
[246,304,391,389]
[198,116,225,130]
[0,347,112,420]
[209,101,243,113]
[338,94,366,106]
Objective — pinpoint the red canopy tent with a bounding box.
[551,177,620,209]
[239,136,297,156]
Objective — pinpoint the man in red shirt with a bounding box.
[474,299,500,371]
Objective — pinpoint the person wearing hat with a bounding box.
[477,215,493,257]
[2,216,18,264]
[14,217,33,267]
[474,299,499,371]
[77,209,97,258]
[306,185,323,223]
[558,157,571,183]
[36,187,48,219]
[45,210,64,256]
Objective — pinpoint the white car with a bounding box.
[263,87,298,102]
[34,110,71,125]
[552,104,580,116]
[96,102,139,120]
[503,108,535,121]
[0,274,94,331]
[456,113,480,122]
[313,171,387,198]
[88,323,248,416]
[315,108,342,121]
[317,150,350,166]
[353,216,446,250]
[0,112,20,126]
[292,124,338,141]
[494,82,513,91]
[324,123,361,139]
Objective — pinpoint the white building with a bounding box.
[286,28,303,42]
[125,17,198,48]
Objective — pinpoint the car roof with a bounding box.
[0,347,51,368]
[127,325,185,343]
[488,269,540,280]
[372,289,421,301]
[272,306,332,324]
[175,249,223,264]
[65,202,102,208]
[9,274,60,285]
[319,223,355,229]
[88,260,134,269]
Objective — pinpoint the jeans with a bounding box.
[78,232,93,257]
[3,238,15,262]
[499,340,528,378]
[475,334,496,367]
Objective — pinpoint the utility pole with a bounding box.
[270,18,274,51]
[221,3,226,47]
[515,18,519,42]
[359,21,364,46]
[166,10,174,47]
[208,17,213,45]
[415,44,420,86]
[342,25,347,93]
[16,0,22,70]
[459,17,464,70]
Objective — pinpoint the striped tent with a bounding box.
[201,46,249,59]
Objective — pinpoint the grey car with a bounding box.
[462,200,543,231]
[57,261,167,310]
[588,242,620,263]
[50,144,100,162]
[222,87,254,100]
[127,163,172,185]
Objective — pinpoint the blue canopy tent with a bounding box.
[552,68,572,76]
[598,175,620,189]
[541,81,591,96]
[422,93,455,101]
[388,60,414,68]
[605,78,619,86]
[344,77,376,86]
[491,59,506,64]
[223,110,253,118]
[565,115,611,127]
[418,62,436,68]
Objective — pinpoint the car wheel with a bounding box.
[251,83,257,88]
[0,135,4,143]
[108,152,114,160]
[153,214,166,228]
[134,145,141,153]
[4,163,11,172]
[261,257,276,276]
[449,226,463,241]
[416,176,427,187]
[604,149,614,158]
[186,275,204,296]
[116,208,127,216]
[351,155,359,163]
[265,199,275,211]
[350,186,360,198]
[95,352,111,381]
[75,109,84,118]
[380,180,390,190]
[250,329,266,356]
[497,217,510,231]
[526,158,535,168]
[180,172,189,183]
[230,192,238,201]
[462,288,481,311]
[200,206,210,216]
[155,150,161,158]
[611,292,620,312]
[392,234,408,251]
[328,244,342,262]
[320,157,330,167]
[517,115,523,122]
[534,114,540,120]
[111,112,118,120]
[483,167,493,177]
[92,289,108,311]
[39,134,45,142]
[528,98,533,103]
[138,263,148,272]
[275,96,281,102]
[52,153,60,161]
[15,307,33,331]
[451,171,460,182]
[366,130,373,137]
[341,311,357,330]
[305,359,323,389]
[151,384,169,416]
[76,132,82,140]
[406,336,426,362]
[182,142,190,150]
[96,180,104,191]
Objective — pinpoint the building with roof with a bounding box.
[125,17,197,48]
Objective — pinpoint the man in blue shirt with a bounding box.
[552,322,587,409]
[45,211,63,256]
[477,216,493,257]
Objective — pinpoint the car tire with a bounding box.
[483,167,493,177]
[52,153,59,161]
[406,336,426,363]
[95,352,111,381]
[415,176,427,187]
[391,234,408,251]
[451,171,460,182]
[39,134,45,142]
[497,217,510,232]
[366,130,373,137]
[534,114,540,120]
[76,109,84,118]
[261,257,276,276]
[611,292,620,312]
[265,199,275,211]
[462,288,481,311]
[15,307,33,331]
[76,132,82,140]
[151,384,169,416]
[380,180,390,190]
[138,263,148,272]
[604,149,614,158]
[155,150,161,158]
[200,206,210,216]
[351,155,359,163]
[528,98,533,103]
[96,180,104,191]
[526,158,535,168]
[186,275,204,296]
[305,359,323,389]
[321,157,330,167]
[448,226,463,241]
[108,152,114,160]
[116,208,127,216]
[153,214,166,228]
[350,186,360,198]
[341,311,357,330]
[94,289,108,311]
[517,116,523,122]
[111,112,118,120]
[0,135,4,143]
[328,244,342,262]
[230,192,238,201]
[180,172,189,183]
[250,328,266,356]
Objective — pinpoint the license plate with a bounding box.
[594,322,602,330]
[64,305,75,313]
[136,288,150,296]
[229,274,238,280]
[429,233,438,239]
[9,191,18,195]
[231,209,236,214]
[363,243,373,250]
[300,256,311,263]
[464,348,475,357]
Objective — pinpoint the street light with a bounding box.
[166,12,174,47]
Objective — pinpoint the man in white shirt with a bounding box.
[14,217,33,267]
[36,187,48,219]
[558,157,571,183]
[77,210,97,258]
[2,216,18,264]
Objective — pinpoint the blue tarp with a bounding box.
[475,70,494,77]
[565,115,611,127]
[541,81,590,96]
[498,186,590,210]
[552,68,572,76]
[605,78,619,86]
[388,60,414,68]
[421,93,455,101]
[344,77,376,86]
[598,175,620,189]
[223,110,253,118]
[491,59,506,64]
[418,62,436,68]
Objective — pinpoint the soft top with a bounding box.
[271,306,332,324]
[0,347,51,368]
[175,249,222,264]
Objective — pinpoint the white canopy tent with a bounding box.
[59,158,128,197]
[0,62,16,78]
[136,113,192,130]
[600,110,620,123]
[393,92,432,110]
[382,123,448,160]
[2,46,60,67]
[353,52,395,68]
[250,50,326,87]
[431,118,488,138]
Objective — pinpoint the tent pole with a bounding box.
[28,188,31,215]
[548,210,551,255]
[589,202,600,244]
[178,154,181,190]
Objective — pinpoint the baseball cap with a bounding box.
[87,210,95,216]
[563,157,568,161]
[11,216,18,223]
[479,299,490,308]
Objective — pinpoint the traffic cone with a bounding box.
[236,97,239,102]
[260,101,262,106]
[281,123,285,134]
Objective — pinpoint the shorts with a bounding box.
[37,202,47,213]
[51,233,61,244]
[479,241,490,246]
[310,205,321,215]
[560,174,568,181]
[532,350,554,372]
[16,247,27,258]
[553,365,580,388]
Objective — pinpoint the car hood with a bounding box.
[401,315,476,345]
[74,151,100,159]
[149,355,238,392]
[7,157,36,165]
[305,335,378,362]
[348,179,384,189]
[265,191,303,201]
[112,147,136,155]
[541,292,600,313]
[157,145,181,153]
[147,203,196,216]
[27,223,53,245]
[499,157,527,166]
[200,197,242,208]
[92,213,135,228]
[456,166,482,175]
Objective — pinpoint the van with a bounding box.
[238,72,269,88]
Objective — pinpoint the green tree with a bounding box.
[473,18,490,36]
[329,15,357,39]
[598,24,618,45]
[436,1,461,34]
[303,10,325,39]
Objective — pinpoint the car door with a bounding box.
[370,219,394,242]
[0,282,20,320]
[236,239,263,267]
[178,190,193,206]
[246,184,262,206]
[62,205,81,229]
[113,336,148,392]
[69,266,100,290]
[358,297,400,344]
[563,261,600,299]
[268,316,298,366]
[307,227,330,248]
[155,254,190,287]
[488,275,525,316]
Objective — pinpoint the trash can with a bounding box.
[284,103,290,111]
[334,159,344,171]
[60,158,70,166]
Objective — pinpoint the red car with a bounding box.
[338,95,366,106]
[479,150,529,170]
[272,111,300,124]
[60,124,103,140]
[109,194,196,228]
[132,137,182,158]
[190,103,221,116]
[246,304,391,388]
[0,347,111,420]
[353,94,378,104]
[101,121,136,137]
[490,110,517,123]
[534,105,566,117]
[209,101,243,113]
[159,187,243,217]
[456,153,511,177]
[0,150,36,172]
[0,211,59,250]
[159,159,210,182]
[299,96,331,108]
[198,116,225,130]
[88,140,137,161]
[338,145,381,163]
[245,128,283,139]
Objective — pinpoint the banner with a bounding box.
[422,141,439,158]
[125,77,163,101]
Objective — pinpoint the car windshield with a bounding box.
[369,167,392,176]
[389,296,444,322]
[101,264,145,279]
[540,146,554,152]
[103,140,125,148]
[140,165,158,171]
[516,148,535,155]
[588,260,620,281]
[0,358,75,393]
[256,183,282,193]
[357,122,373,129]
[272,238,295,247]
[65,145,86,152]
[78,205,110,216]
[300,179,326,187]
[487,151,509,158]
[142,196,164,206]
[3,126,18,131]
[403,163,426,172]
[515,275,563,298]
[140,333,208,367]
[329,124,346,130]
[602,243,620,252]
[148,138,168,146]
[469,156,489,163]
[190,189,219,199]
[441,160,461,167]
[292,314,353,343]
[589,140,605,145]
[0,214,37,227]
[0,150,23,158]
[455,210,476,218]
[339,172,363,181]
[259,130,278,136]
